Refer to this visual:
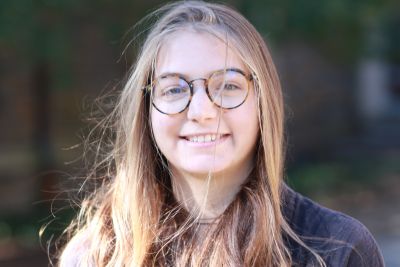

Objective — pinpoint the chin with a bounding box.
[181,162,230,176]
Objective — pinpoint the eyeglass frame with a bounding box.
[144,68,255,115]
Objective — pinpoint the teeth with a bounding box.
[188,134,221,143]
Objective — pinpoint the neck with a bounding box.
[170,162,254,220]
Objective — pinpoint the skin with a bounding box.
[151,30,259,219]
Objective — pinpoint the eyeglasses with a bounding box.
[146,68,254,115]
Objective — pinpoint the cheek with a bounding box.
[150,110,179,148]
[151,111,165,144]
[224,107,258,152]
[237,92,259,132]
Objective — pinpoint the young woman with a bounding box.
[58,1,384,266]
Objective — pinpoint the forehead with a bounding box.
[155,30,247,78]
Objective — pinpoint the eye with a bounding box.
[224,83,242,91]
[158,86,190,102]
[162,86,188,96]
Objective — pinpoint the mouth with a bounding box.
[180,133,230,143]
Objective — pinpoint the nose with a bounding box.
[186,81,218,122]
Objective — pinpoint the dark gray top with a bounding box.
[282,185,385,267]
[61,185,385,266]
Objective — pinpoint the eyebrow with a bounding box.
[156,67,247,80]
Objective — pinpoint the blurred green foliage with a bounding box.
[0,204,76,250]
[0,0,165,89]
[288,155,400,197]
[241,0,399,62]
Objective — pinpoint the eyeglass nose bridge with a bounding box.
[187,77,214,106]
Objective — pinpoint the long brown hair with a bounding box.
[58,1,326,266]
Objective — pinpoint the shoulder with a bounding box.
[59,230,92,267]
[282,184,385,267]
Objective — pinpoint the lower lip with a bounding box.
[180,134,230,148]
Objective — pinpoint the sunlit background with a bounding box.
[1,0,399,266]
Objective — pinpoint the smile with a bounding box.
[181,133,230,144]
[186,134,220,143]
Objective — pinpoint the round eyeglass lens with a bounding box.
[208,70,249,109]
[152,75,191,114]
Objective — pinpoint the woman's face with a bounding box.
[151,30,259,179]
